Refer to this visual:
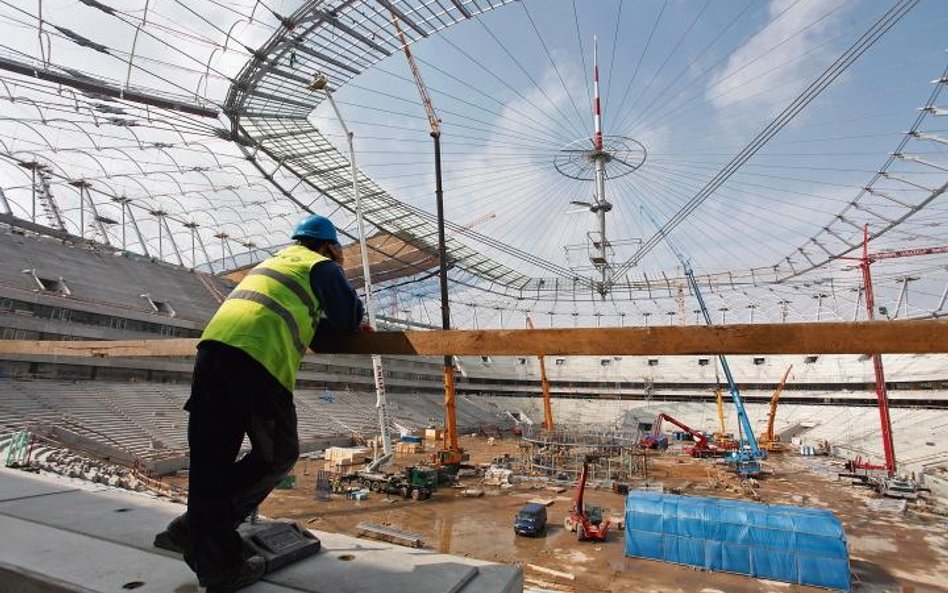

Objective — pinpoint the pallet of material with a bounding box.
[324,447,368,464]
[395,442,421,454]
[323,458,365,472]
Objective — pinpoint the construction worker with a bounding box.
[156,214,364,592]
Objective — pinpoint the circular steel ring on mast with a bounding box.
[553,136,647,181]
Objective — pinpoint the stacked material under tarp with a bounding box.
[625,492,850,591]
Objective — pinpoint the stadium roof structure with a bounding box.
[0,0,946,328]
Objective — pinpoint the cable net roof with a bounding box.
[0,0,946,328]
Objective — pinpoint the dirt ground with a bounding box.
[260,435,948,593]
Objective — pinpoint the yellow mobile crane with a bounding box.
[390,12,464,469]
[759,365,793,452]
[712,388,734,447]
[525,315,554,431]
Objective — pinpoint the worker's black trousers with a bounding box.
[184,341,299,577]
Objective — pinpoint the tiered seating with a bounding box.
[0,379,63,430]
[459,353,948,387]
[0,228,227,323]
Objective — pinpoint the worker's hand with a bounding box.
[360,323,375,333]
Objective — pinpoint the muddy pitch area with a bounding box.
[261,436,948,593]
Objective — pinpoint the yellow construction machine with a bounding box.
[526,316,554,432]
[711,388,735,448]
[758,365,793,452]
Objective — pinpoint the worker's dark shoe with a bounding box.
[203,555,266,593]
[154,514,197,573]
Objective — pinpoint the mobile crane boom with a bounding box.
[390,13,440,137]
[653,413,711,448]
[526,315,554,431]
[715,388,726,436]
[761,365,793,445]
[687,267,763,458]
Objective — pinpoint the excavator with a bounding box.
[641,413,733,458]
[563,460,610,542]
[758,365,793,452]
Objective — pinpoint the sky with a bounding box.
[0,0,945,327]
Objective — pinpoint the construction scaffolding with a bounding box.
[518,425,647,482]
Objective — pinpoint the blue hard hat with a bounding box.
[292,214,339,244]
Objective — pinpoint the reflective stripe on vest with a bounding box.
[245,267,319,323]
[225,289,307,355]
[201,245,326,391]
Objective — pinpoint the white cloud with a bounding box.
[706,0,850,113]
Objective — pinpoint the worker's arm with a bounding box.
[309,260,365,338]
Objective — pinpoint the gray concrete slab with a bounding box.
[0,470,79,502]
[270,532,480,593]
[0,483,179,552]
[0,468,522,593]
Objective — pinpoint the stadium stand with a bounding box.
[0,224,945,481]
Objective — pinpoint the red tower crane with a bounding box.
[839,224,948,476]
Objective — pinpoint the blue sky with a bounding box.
[314,0,947,282]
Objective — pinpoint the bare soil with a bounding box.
[261,435,948,593]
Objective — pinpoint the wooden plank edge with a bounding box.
[0,320,946,357]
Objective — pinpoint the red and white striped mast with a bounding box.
[591,36,610,288]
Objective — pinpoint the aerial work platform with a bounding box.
[0,468,522,593]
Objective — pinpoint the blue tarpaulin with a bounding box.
[625,492,850,591]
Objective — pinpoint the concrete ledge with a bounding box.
[0,468,522,593]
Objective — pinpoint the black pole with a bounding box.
[434,130,459,459]
[434,132,450,342]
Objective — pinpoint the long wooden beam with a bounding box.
[0,320,945,358]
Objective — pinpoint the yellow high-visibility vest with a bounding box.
[202,244,326,391]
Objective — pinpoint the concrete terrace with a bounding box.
[0,467,522,593]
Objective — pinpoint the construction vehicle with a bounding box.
[344,466,437,500]
[712,388,736,448]
[391,11,466,474]
[526,315,554,431]
[693,272,766,476]
[758,366,793,452]
[836,455,929,500]
[642,413,732,458]
[642,205,765,477]
[563,460,610,542]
